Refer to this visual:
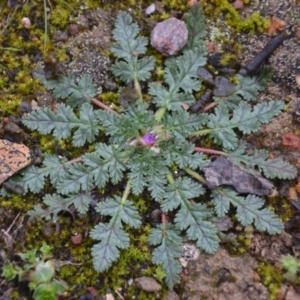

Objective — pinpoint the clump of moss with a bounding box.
[201,0,270,34]
[257,262,283,300]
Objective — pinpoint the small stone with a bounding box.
[21,17,31,29]
[134,276,162,292]
[151,18,188,56]
[197,67,214,85]
[68,24,79,36]
[145,3,156,15]
[213,76,235,97]
[231,0,244,10]
[282,133,300,150]
[71,233,83,245]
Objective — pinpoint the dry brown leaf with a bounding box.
[266,17,287,35]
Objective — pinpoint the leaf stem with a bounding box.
[121,181,131,204]
[185,167,206,185]
[194,147,227,156]
[155,107,166,123]
[134,77,143,103]
[191,128,212,136]
[166,172,175,185]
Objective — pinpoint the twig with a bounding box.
[91,97,119,114]
[1,212,20,235]
[239,26,295,76]
[194,147,226,155]
[114,289,125,300]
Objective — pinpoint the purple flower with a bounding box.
[142,133,156,146]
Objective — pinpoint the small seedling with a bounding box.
[1,242,67,300]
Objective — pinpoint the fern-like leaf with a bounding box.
[206,101,284,149]
[163,142,208,169]
[213,67,273,108]
[148,224,182,289]
[13,155,68,193]
[22,103,102,146]
[183,3,207,50]
[212,187,283,234]
[28,194,73,222]
[91,221,130,272]
[95,196,142,229]
[111,12,155,83]
[149,46,207,111]
[228,142,297,179]
[91,191,141,272]
[33,69,96,108]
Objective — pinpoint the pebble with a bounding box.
[145,3,156,15]
[151,18,188,56]
[134,276,161,292]
[71,233,83,245]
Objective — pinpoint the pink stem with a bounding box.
[194,147,225,155]
[91,98,118,114]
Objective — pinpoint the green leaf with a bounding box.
[228,142,297,180]
[212,187,283,234]
[33,70,97,108]
[162,142,208,169]
[32,283,58,300]
[175,204,219,254]
[128,150,168,200]
[32,260,55,285]
[22,103,101,146]
[111,12,148,59]
[149,46,207,111]
[28,194,73,222]
[184,3,207,50]
[1,264,17,281]
[161,177,205,212]
[16,165,48,193]
[57,163,93,195]
[95,196,142,229]
[163,111,203,141]
[235,67,273,101]
[90,221,130,272]
[213,67,273,108]
[206,101,284,149]
[65,192,93,214]
[94,143,127,184]
[111,12,155,83]
[148,224,182,289]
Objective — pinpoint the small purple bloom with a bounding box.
[142,133,156,146]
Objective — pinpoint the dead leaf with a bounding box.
[266,17,287,35]
[203,156,275,196]
[0,139,31,185]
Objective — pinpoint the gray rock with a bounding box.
[151,18,188,56]
[134,276,162,292]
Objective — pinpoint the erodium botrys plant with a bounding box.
[8,5,297,288]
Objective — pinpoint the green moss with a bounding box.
[257,262,283,300]
[201,0,270,34]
